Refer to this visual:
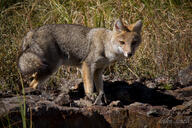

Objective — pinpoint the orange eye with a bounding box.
[119,41,125,45]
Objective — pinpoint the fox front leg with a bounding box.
[93,68,107,105]
[82,62,97,101]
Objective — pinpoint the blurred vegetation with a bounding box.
[0,0,192,91]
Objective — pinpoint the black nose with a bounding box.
[128,53,133,57]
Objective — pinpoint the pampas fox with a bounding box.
[18,19,142,105]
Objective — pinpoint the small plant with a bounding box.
[18,71,27,128]
[163,84,173,90]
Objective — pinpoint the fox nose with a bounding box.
[128,53,133,57]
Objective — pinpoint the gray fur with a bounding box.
[19,24,92,74]
[18,20,142,105]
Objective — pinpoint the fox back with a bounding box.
[19,24,93,74]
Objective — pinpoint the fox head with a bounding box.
[111,19,142,58]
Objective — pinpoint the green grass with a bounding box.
[19,71,27,128]
[0,0,192,91]
[163,83,173,90]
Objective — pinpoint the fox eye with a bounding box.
[119,41,125,45]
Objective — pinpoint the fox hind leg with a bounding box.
[32,72,37,78]
[29,79,39,89]
[29,72,39,89]
[28,64,55,89]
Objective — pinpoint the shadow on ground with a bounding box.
[69,80,183,108]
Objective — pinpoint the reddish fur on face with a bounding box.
[113,28,140,56]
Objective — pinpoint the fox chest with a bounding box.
[105,51,123,63]
[93,54,121,69]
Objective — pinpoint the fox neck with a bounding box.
[104,31,124,63]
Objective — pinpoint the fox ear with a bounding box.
[128,20,142,33]
[113,19,125,32]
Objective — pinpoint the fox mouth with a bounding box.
[123,52,133,58]
[128,53,133,58]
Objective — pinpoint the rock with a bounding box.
[178,65,192,86]
[147,109,161,117]
[173,100,192,112]
[109,100,123,107]
[154,76,171,85]
[145,81,157,88]
[24,87,42,95]
[167,86,192,101]
[54,92,71,106]
[0,80,192,128]
[175,86,192,97]
[73,98,93,107]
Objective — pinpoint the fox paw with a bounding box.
[85,93,98,103]
[94,92,107,106]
